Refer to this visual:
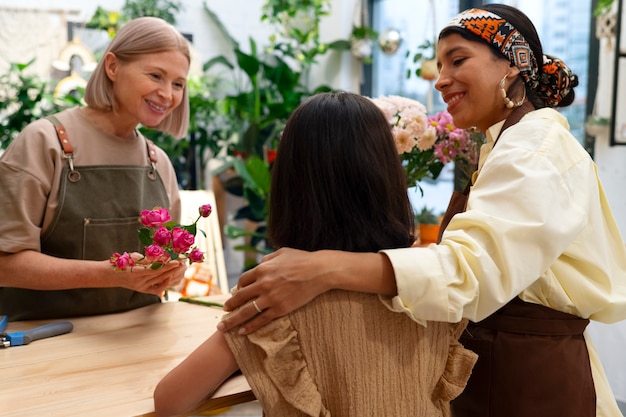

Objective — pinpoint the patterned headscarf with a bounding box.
[442,8,576,107]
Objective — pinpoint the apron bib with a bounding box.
[0,116,170,320]
[436,103,596,417]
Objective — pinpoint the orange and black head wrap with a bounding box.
[441,8,577,108]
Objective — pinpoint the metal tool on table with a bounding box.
[0,315,73,348]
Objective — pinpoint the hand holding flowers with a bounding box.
[110,204,213,272]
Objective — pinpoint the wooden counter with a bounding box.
[0,296,254,417]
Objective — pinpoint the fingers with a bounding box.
[217,299,274,334]
[236,248,285,289]
[124,261,185,294]
[252,299,263,314]
[223,282,255,312]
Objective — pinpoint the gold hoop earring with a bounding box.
[500,76,526,108]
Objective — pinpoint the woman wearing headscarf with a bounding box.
[220,4,626,416]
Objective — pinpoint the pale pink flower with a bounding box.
[392,127,417,154]
[370,95,430,155]
[370,95,481,186]
[416,126,437,151]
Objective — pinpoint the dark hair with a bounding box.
[268,92,415,252]
[440,3,578,108]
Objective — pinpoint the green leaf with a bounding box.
[138,228,153,246]
[235,44,260,80]
[203,55,234,72]
[327,39,351,50]
[182,223,197,235]
[224,225,266,239]
[233,156,271,197]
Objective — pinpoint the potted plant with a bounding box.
[415,206,440,245]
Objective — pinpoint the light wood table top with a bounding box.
[0,295,254,417]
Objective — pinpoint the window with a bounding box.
[368,0,593,212]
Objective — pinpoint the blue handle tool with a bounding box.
[1,315,73,348]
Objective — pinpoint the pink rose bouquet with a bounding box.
[370,95,482,189]
[110,204,213,271]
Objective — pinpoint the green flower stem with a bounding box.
[178,297,224,308]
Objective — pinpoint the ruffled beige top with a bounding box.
[224,290,477,417]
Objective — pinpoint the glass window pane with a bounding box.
[370,0,591,212]
[484,0,591,143]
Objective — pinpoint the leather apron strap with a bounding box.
[0,117,170,320]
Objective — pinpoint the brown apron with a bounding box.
[0,116,169,321]
[438,103,596,417]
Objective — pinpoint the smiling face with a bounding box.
[104,50,189,134]
[435,33,520,133]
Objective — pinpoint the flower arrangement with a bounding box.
[109,204,213,272]
[370,95,482,189]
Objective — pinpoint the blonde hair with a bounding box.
[84,17,191,139]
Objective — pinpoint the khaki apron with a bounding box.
[438,103,596,417]
[0,116,169,321]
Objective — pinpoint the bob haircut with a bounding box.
[268,92,415,253]
[84,17,190,139]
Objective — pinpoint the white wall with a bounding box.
[585,21,626,404]
[592,35,626,237]
[0,0,361,91]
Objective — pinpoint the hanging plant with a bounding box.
[594,0,615,17]
[406,39,437,81]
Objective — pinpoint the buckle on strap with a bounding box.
[47,115,80,182]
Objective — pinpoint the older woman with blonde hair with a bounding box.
[0,17,189,320]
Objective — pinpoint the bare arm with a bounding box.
[0,250,185,295]
[218,248,397,334]
[153,331,239,417]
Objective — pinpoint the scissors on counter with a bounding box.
[0,315,73,348]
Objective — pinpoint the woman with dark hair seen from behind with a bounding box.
[219,5,626,416]
[153,92,477,417]
[0,17,189,321]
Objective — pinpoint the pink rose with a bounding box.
[110,252,135,272]
[144,244,170,263]
[189,248,205,263]
[171,227,195,254]
[152,226,172,246]
[199,204,212,218]
[140,207,171,228]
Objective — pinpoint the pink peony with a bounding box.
[139,207,171,228]
[171,227,195,254]
[152,226,172,246]
[111,202,213,272]
[109,252,135,272]
[144,244,170,263]
[188,248,205,263]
